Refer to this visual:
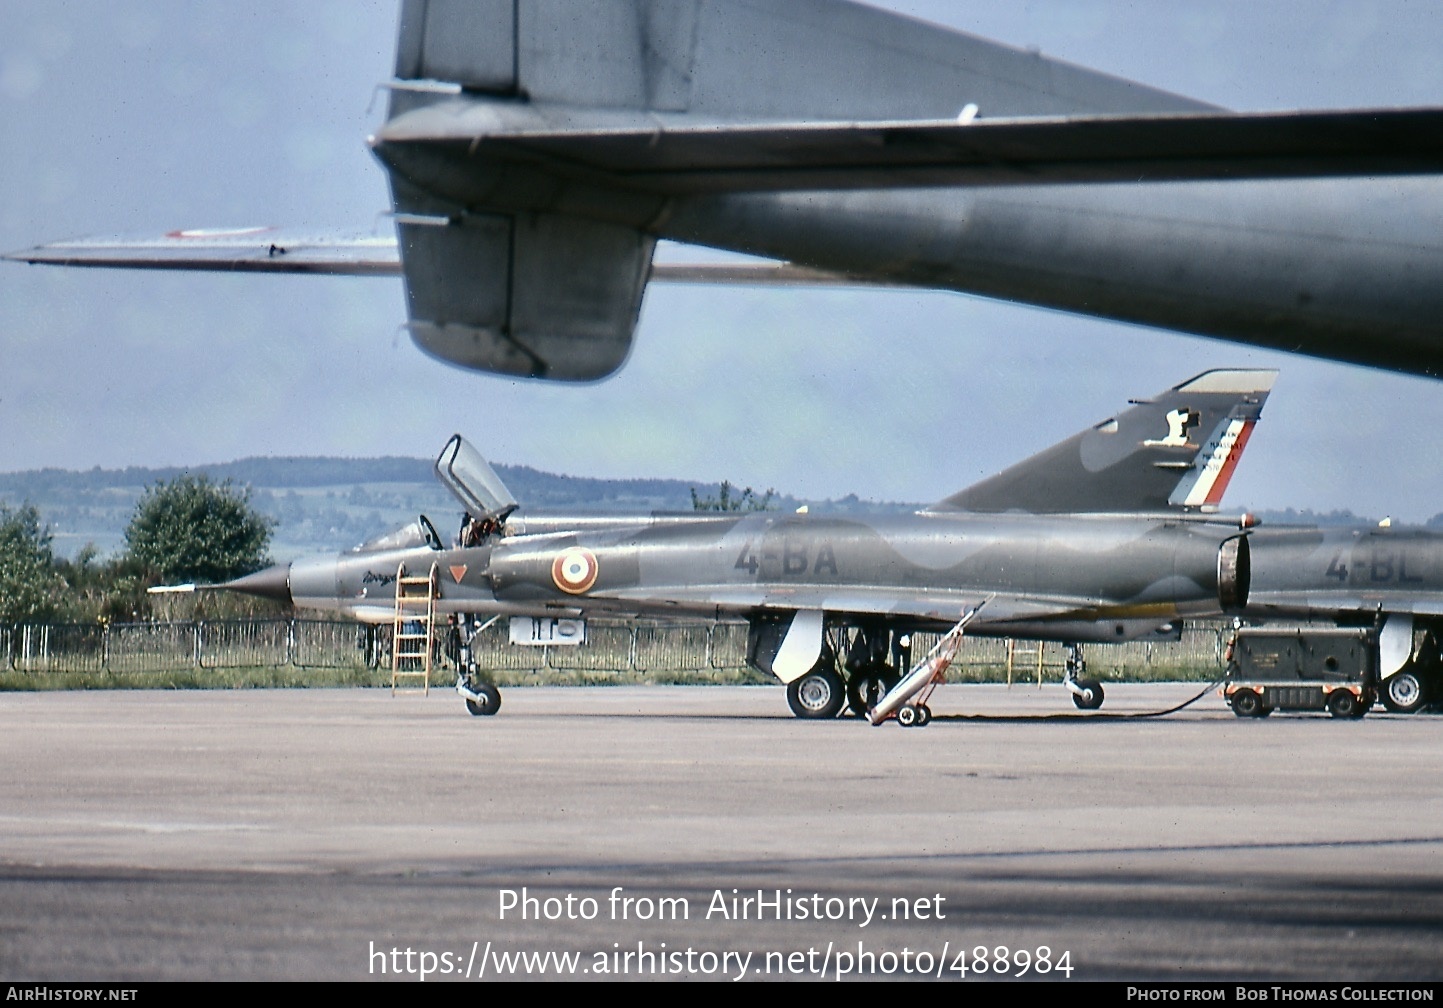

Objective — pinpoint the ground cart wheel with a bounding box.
[1230,688,1264,718]
[1326,689,1362,719]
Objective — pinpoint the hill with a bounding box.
[0,456,918,560]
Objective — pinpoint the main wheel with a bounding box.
[1230,688,1264,718]
[464,682,502,716]
[847,670,898,718]
[1327,689,1362,719]
[1382,670,1429,714]
[787,667,845,719]
[1071,679,1104,710]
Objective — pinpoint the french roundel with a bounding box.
[551,547,600,594]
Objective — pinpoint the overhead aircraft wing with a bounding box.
[6,229,405,276]
[374,105,1443,196]
[4,230,884,286]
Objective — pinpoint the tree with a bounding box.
[0,503,71,622]
[690,481,776,512]
[124,475,275,584]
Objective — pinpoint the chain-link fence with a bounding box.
[0,616,1232,681]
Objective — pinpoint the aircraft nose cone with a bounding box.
[220,563,292,605]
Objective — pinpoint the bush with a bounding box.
[124,475,275,584]
[0,503,72,622]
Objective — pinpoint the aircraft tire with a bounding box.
[846,670,899,718]
[787,667,845,719]
[1382,671,1429,714]
[1327,690,1363,719]
[1071,679,1105,710]
[465,683,502,716]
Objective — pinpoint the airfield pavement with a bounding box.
[1,682,1441,984]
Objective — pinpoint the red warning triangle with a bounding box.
[449,565,468,583]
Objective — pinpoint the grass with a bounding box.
[0,618,1230,690]
[0,660,1224,692]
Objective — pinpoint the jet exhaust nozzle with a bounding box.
[1217,535,1251,613]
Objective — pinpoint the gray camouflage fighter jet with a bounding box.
[1245,525,1443,715]
[201,368,1274,721]
[9,1,1443,381]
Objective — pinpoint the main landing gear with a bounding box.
[785,623,910,720]
[1062,642,1105,710]
[1381,669,1429,714]
[786,651,846,719]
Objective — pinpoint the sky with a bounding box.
[4,1,1443,520]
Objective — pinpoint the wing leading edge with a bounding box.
[373,105,1443,198]
[5,230,887,287]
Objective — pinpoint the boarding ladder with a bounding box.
[1005,639,1063,688]
[391,562,438,695]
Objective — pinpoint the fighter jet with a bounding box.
[9,1,1443,381]
[1245,523,1443,715]
[206,368,1274,721]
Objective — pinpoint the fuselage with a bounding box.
[1247,523,1443,619]
[274,509,1248,645]
[662,176,1443,379]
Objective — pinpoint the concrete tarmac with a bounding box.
[1,683,1440,982]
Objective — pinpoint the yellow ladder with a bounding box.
[1004,638,1059,688]
[391,562,438,695]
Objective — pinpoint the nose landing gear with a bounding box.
[1062,642,1105,710]
[451,614,503,716]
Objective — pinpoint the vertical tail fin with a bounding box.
[930,369,1277,514]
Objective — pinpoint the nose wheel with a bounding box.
[1063,642,1105,710]
[462,680,502,716]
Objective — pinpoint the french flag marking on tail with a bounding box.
[1168,417,1255,509]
